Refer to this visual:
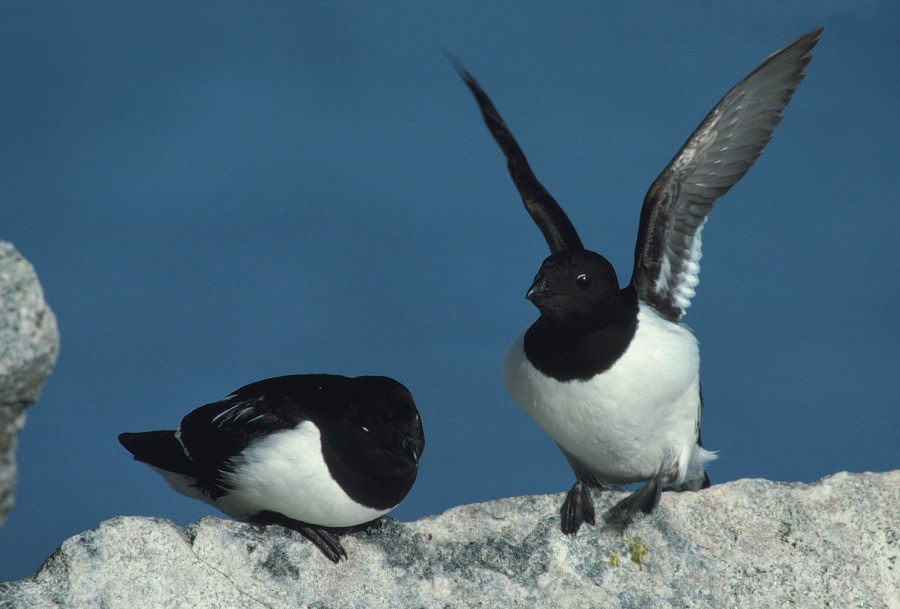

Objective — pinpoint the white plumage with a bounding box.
[157,422,388,528]
[504,303,716,487]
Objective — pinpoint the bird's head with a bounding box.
[527,250,622,326]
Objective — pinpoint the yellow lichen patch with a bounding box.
[609,552,620,567]
[627,538,648,571]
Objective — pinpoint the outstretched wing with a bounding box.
[631,27,823,321]
[449,54,585,254]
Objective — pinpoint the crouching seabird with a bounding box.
[119,374,424,561]
[453,27,822,534]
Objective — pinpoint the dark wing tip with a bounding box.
[448,54,584,254]
[797,25,825,49]
[751,25,824,89]
[442,49,471,86]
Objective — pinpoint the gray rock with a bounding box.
[0,242,60,526]
[1,471,897,608]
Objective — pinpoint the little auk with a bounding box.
[119,374,424,561]
[452,27,822,534]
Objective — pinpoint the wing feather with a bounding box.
[631,27,823,320]
[177,393,310,497]
[448,53,585,254]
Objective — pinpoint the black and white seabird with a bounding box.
[453,28,822,534]
[119,374,424,561]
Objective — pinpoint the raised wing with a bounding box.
[631,27,823,321]
[450,54,585,254]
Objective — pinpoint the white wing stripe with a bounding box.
[634,28,820,321]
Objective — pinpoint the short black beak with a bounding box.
[402,436,420,465]
[526,277,551,302]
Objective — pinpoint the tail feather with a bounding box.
[668,441,717,492]
[118,431,194,476]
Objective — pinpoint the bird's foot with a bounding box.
[295,525,347,563]
[560,481,596,535]
[250,511,347,563]
[606,474,665,526]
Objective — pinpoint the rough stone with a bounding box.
[1,471,897,608]
[0,241,60,526]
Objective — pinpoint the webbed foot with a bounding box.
[609,474,664,518]
[560,481,596,535]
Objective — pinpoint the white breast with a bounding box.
[503,303,712,486]
[213,422,389,528]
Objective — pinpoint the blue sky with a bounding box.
[2,2,897,581]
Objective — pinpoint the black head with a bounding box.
[526,250,623,327]
[317,376,424,511]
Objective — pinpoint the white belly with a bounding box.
[213,422,388,528]
[503,303,709,485]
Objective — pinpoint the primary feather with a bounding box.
[631,28,823,321]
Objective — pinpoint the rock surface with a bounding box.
[0,242,60,526]
[1,471,897,608]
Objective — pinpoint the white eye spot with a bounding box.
[360,426,371,434]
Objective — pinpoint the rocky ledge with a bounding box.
[1,471,897,608]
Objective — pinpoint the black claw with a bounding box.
[560,481,596,535]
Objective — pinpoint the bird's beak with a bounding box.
[526,277,551,302]
[402,436,420,465]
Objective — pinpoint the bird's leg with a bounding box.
[560,480,596,535]
[249,510,347,563]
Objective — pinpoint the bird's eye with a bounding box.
[359,426,371,434]
[575,274,589,289]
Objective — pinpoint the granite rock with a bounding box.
[1,471,897,608]
[0,242,60,526]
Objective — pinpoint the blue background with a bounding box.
[2,2,897,581]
